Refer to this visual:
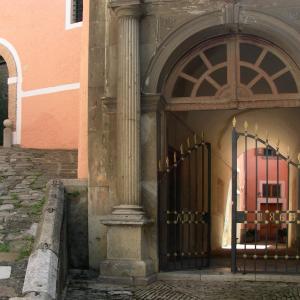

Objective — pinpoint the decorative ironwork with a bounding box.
[165,36,300,105]
[232,119,300,274]
[159,134,211,271]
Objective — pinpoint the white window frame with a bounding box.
[65,0,83,30]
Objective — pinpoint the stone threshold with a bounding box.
[157,268,300,283]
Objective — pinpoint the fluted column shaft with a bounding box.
[116,6,142,211]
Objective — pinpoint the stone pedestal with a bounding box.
[3,119,13,148]
[100,215,154,284]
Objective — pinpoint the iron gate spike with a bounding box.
[187,137,190,149]
[166,156,170,170]
[244,121,248,132]
[254,123,258,135]
[276,138,280,151]
[232,117,237,128]
[266,130,269,145]
[201,131,204,143]
[194,133,197,145]
[158,160,162,172]
[180,144,184,155]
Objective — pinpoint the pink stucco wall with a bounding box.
[238,148,288,232]
[0,0,82,150]
[22,91,79,149]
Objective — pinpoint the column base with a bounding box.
[112,204,145,215]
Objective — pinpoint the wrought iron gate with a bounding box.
[232,118,300,274]
[159,135,211,271]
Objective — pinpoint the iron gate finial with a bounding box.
[187,137,191,150]
[244,121,248,133]
[180,144,184,156]
[158,160,162,172]
[166,156,170,171]
[232,117,237,128]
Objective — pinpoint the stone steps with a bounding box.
[0,146,78,298]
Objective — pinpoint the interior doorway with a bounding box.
[158,108,300,273]
[232,117,300,273]
[0,56,8,145]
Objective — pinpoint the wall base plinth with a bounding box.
[99,259,156,285]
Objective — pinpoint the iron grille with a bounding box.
[72,0,83,23]
[159,137,211,271]
[232,119,300,274]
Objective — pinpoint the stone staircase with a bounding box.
[64,278,134,300]
[0,146,77,300]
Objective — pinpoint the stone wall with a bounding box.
[88,0,300,273]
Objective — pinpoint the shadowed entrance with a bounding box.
[0,56,8,145]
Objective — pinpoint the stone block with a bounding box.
[100,258,154,278]
[100,214,154,280]
[0,286,16,298]
[107,225,143,260]
[34,181,64,254]
[0,252,18,262]
[0,266,12,279]
[3,126,13,148]
[0,204,14,211]
[26,223,38,237]
[23,249,58,300]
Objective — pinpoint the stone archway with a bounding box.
[0,40,22,145]
[144,11,300,271]
[143,9,300,95]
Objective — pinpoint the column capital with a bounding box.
[114,4,142,18]
[141,94,166,113]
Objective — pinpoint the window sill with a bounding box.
[65,21,83,30]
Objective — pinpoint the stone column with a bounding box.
[114,4,142,215]
[99,3,154,283]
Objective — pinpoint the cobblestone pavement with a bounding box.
[0,147,77,299]
[65,278,300,300]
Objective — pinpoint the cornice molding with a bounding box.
[110,0,141,7]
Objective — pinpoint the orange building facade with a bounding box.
[0,0,89,178]
[0,0,85,153]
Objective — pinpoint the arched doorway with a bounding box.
[0,56,8,145]
[158,35,300,273]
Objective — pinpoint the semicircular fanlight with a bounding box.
[165,37,299,102]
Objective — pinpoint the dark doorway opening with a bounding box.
[0,56,8,145]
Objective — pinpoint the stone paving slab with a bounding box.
[65,278,300,300]
[0,266,11,279]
